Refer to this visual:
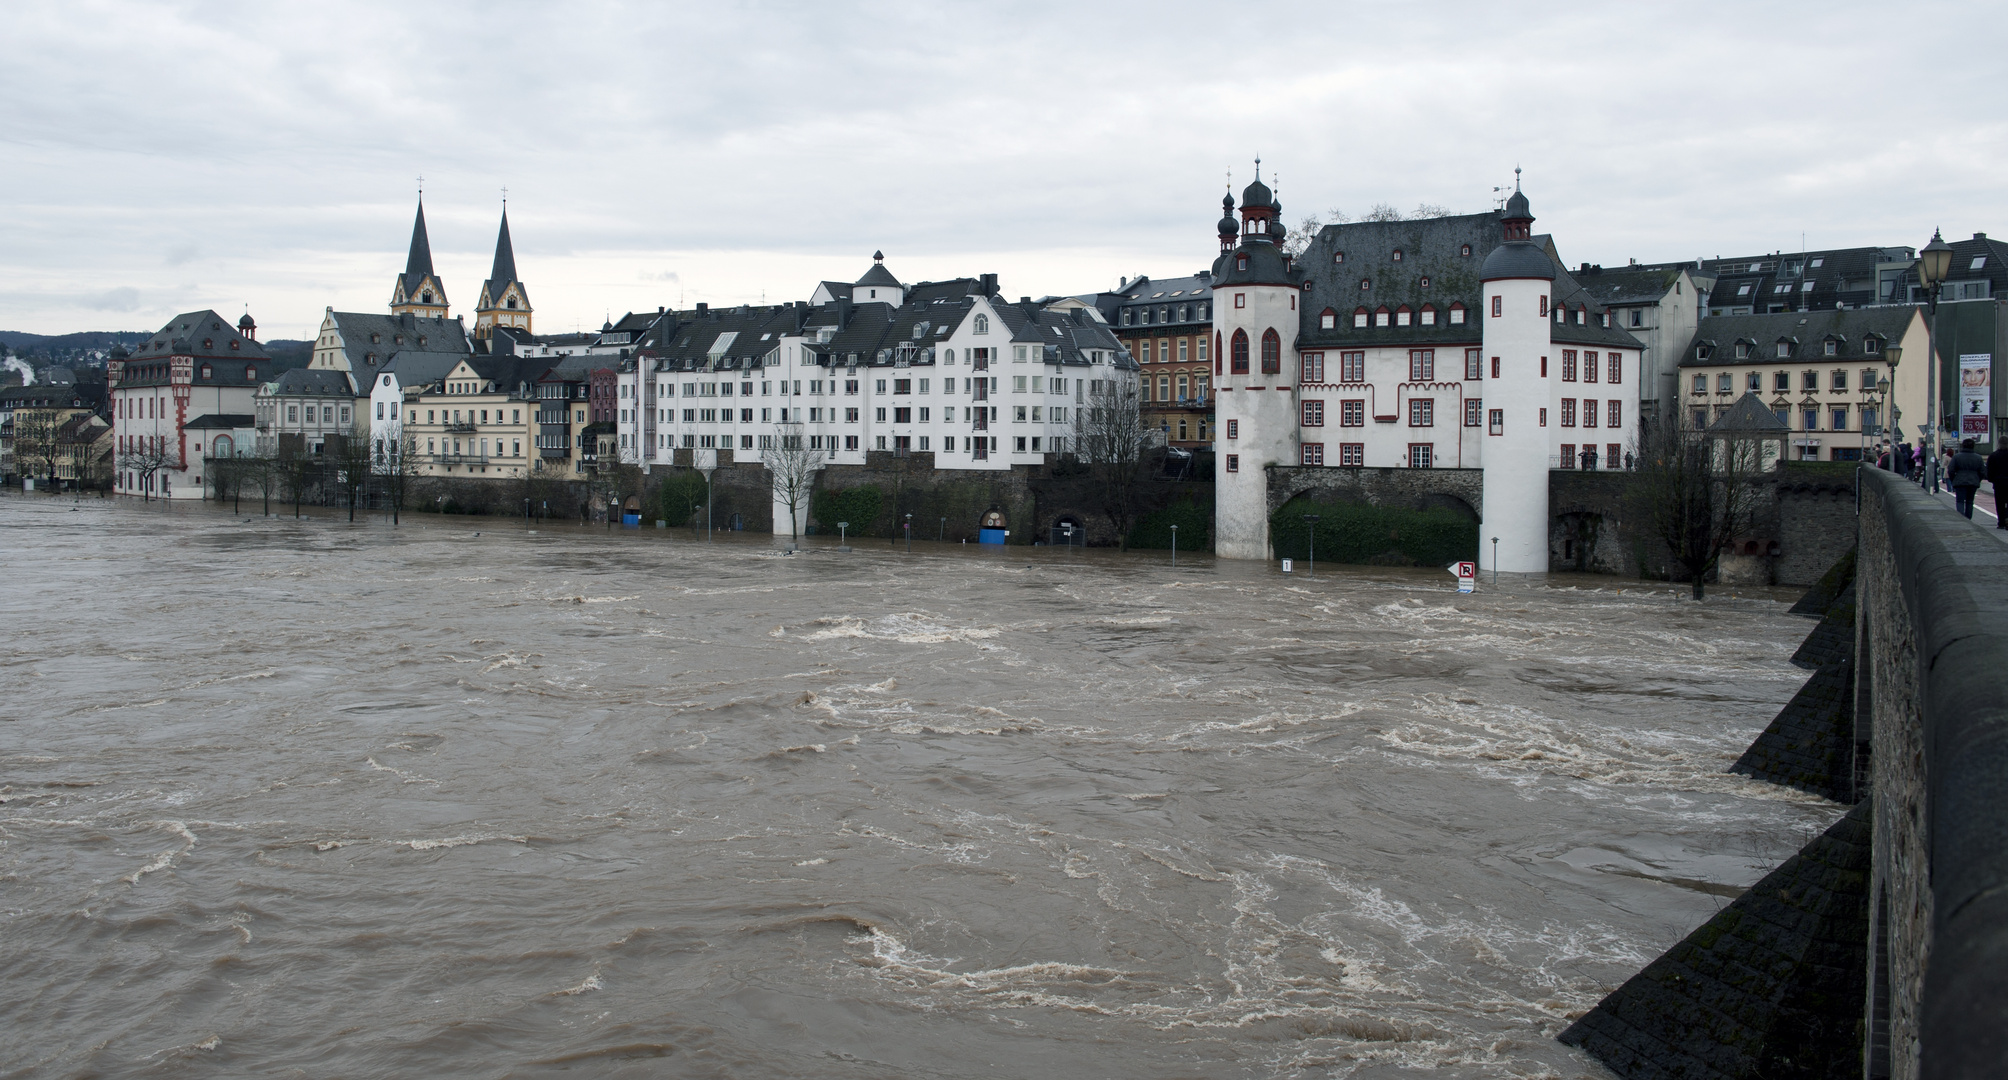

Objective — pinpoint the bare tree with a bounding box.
[332,425,375,523]
[1627,415,1762,600]
[762,421,820,545]
[12,407,62,485]
[117,436,174,502]
[1361,202,1405,222]
[374,421,418,526]
[1071,375,1152,550]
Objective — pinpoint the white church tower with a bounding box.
[1211,163,1305,560]
[1477,188,1558,575]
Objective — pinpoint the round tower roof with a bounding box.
[1504,189,1531,220]
[1241,177,1273,209]
[1218,213,1238,239]
[1479,241,1555,281]
[238,313,256,329]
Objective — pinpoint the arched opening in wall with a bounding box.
[1260,329,1281,374]
[1049,514,1085,547]
[979,506,1009,546]
[1230,330,1249,374]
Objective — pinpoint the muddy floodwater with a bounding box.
[0,495,1840,1078]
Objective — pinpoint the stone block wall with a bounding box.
[1858,467,2008,1078]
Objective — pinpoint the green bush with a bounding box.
[655,471,709,527]
[812,485,883,537]
[1269,496,1477,567]
[1128,497,1211,551]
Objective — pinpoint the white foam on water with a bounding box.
[364,757,437,785]
[399,834,526,851]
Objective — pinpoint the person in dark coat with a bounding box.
[1948,438,1987,519]
[1988,436,2008,530]
[1895,441,1914,478]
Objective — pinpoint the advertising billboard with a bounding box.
[1959,354,1992,439]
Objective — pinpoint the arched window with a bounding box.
[1260,329,1281,374]
[1230,329,1250,374]
[974,314,989,334]
[1214,331,1223,376]
[1319,307,1337,330]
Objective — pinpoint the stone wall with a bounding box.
[1265,464,1481,518]
[1857,467,2008,1079]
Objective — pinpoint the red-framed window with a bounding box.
[1339,399,1365,427]
[1559,443,1576,469]
[1319,308,1337,330]
[1465,348,1482,380]
[1488,409,1504,436]
[1339,443,1364,466]
[1374,306,1390,328]
[1225,419,1238,439]
[1607,399,1622,428]
[1560,398,1576,427]
[1302,353,1324,382]
[1539,295,1549,317]
[1540,408,1547,426]
[1561,350,1577,381]
[1491,295,1503,317]
[1582,350,1599,384]
[1408,349,1434,382]
[1608,353,1623,384]
[1396,305,1412,327]
[1340,351,1365,382]
[1582,399,1599,428]
[1607,443,1621,467]
[1353,306,1369,328]
[1302,400,1325,426]
[1464,399,1482,427]
[1408,444,1433,468]
[1408,398,1434,427]
[1300,443,1324,466]
[1260,329,1281,375]
[1230,329,1249,374]
[1449,301,1466,325]
[1225,453,1239,472]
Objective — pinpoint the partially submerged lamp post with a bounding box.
[1303,514,1319,578]
[1169,524,1178,568]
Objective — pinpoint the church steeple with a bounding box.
[389,196,450,319]
[474,205,532,341]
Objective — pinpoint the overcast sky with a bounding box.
[3,1,2003,339]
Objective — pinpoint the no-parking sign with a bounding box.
[1450,561,1477,593]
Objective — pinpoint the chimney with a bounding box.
[980,273,998,296]
[695,302,708,318]
[1976,233,1988,241]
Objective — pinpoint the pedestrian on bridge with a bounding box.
[1948,439,1986,520]
[1988,436,2008,530]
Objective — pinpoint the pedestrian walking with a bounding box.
[1988,436,2008,530]
[1895,441,1913,478]
[1948,439,1986,520]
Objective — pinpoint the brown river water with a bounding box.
[0,494,1840,1078]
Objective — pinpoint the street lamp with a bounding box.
[938,516,946,543]
[1918,229,1955,492]
[1491,536,1500,586]
[1302,514,1319,578]
[904,512,913,553]
[1884,346,1904,470]
[1169,523,1178,568]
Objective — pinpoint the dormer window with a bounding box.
[1392,249,1403,262]
[245,366,256,380]
[506,298,518,309]
[1354,307,1369,329]
[371,334,380,344]
[1460,245,1472,257]
[229,340,240,351]
[1448,302,1466,325]
[1237,256,1248,271]
[1395,305,1412,327]
[200,364,212,379]
[1697,344,1713,360]
[1420,304,1437,326]
[1575,308,1586,325]
[422,291,433,303]
[1776,341,1792,358]
[1419,276,1430,288]
[203,339,213,349]
[1865,337,1880,354]
[1734,342,1751,359]
[1374,306,1390,328]
[1824,339,1838,355]
[1320,308,1337,330]
[1360,278,1371,291]
[1334,251,1345,264]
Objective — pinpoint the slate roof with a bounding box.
[1549,264,1653,349]
[375,349,480,394]
[1480,241,1556,282]
[1884,232,2008,302]
[1103,273,1215,334]
[396,199,444,304]
[184,413,256,430]
[1710,392,1791,433]
[1640,246,1910,313]
[1291,212,1500,349]
[0,383,107,411]
[128,310,271,363]
[855,256,901,289]
[1675,307,1917,368]
[329,311,469,373]
[1572,266,1685,307]
[267,368,357,397]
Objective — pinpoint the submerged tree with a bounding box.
[762,421,819,545]
[1627,401,1772,600]
[1071,374,1152,550]
[116,436,174,502]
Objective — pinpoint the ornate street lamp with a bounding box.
[1918,230,1955,490]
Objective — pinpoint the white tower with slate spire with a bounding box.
[1478,186,1558,575]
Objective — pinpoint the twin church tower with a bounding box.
[387,198,532,342]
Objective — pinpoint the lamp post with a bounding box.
[1491,536,1500,586]
[1918,230,1955,492]
[1883,345,1903,472]
[1169,523,1178,568]
[1303,514,1319,578]
[905,512,913,553]
[938,516,945,543]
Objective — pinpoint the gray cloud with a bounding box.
[1,1,2004,335]
[79,287,141,313]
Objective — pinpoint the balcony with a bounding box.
[444,421,477,433]
[432,453,490,466]
[971,382,988,401]
[971,414,988,432]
